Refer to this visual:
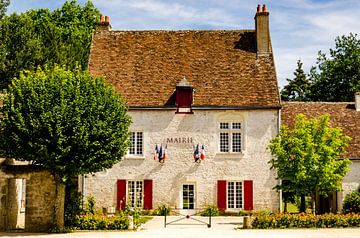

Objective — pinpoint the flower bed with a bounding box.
[251,213,360,229]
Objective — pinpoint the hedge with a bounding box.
[71,215,129,230]
[251,213,360,229]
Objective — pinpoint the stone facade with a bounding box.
[0,160,64,232]
[84,109,280,212]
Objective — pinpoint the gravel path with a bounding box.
[1,216,359,238]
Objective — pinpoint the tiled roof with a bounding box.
[89,30,280,108]
[281,102,360,159]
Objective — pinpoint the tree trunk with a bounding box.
[53,178,65,231]
[300,195,306,213]
[284,201,288,213]
[311,194,316,215]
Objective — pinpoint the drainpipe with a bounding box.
[277,109,282,212]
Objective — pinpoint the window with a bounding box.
[227,181,243,209]
[182,184,195,209]
[219,122,242,152]
[128,180,143,208]
[129,132,143,155]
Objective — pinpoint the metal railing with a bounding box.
[164,208,212,228]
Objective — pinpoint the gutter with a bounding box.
[129,105,282,110]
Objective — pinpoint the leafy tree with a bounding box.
[309,33,360,102]
[0,66,131,228]
[0,0,99,89]
[281,60,311,101]
[269,114,351,214]
[0,0,9,19]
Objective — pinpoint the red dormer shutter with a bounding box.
[176,88,193,108]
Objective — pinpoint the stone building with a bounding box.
[0,159,64,232]
[281,93,360,213]
[85,5,281,213]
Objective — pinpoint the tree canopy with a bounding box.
[0,66,131,182]
[268,114,351,212]
[281,60,311,101]
[281,33,360,102]
[309,33,360,102]
[0,0,9,19]
[0,0,99,89]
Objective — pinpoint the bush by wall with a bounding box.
[343,190,360,214]
[251,213,360,229]
[72,215,129,230]
[200,205,219,217]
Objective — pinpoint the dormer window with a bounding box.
[176,77,194,114]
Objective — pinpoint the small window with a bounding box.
[129,132,143,155]
[219,122,242,153]
[128,180,143,208]
[227,181,243,209]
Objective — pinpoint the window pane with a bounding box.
[129,132,135,154]
[220,122,229,129]
[227,182,234,209]
[136,181,143,208]
[136,132,143,155]
[235,182,243,209]
[128,181,135,208]
[232,123,241,129]
[220,133,229,152]
[232,133,241,152]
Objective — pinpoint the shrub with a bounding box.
[72,215,129,230]
[343,190,360,214]
[251,213,360,229]
[85,195,96,215]
[238,209,252,216]
[200,205,219,217]
[153,204,170,216]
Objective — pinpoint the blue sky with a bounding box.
[7,0,360,88]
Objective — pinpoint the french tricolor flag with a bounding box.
[154,144,158,160]
[200,145,206,160]
[194,144,200,162]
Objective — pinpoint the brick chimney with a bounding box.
[97,14,111,31]
[255,4,270,55]
[356,92,360,111]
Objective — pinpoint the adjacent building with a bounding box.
[85,5,281,213]
[281,94,360,213]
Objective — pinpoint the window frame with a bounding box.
[127,131,144,158]
[226,181,244,210]
[218,122,243,153]
[127,180,144,209]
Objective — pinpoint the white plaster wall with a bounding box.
[84,109,280,212]
[339,160,360,211]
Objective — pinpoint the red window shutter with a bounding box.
[117,179,127,211]
[244,180,253,210]
[217,180,227,211]
[143,179,153,210]
[176,88,193,108]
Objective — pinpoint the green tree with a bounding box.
[0,66,131,229]
[0,0,9,19]
[0,0,99,89]
[269,114,351,214]
[281,60,311,101]
[309,33,360,102]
